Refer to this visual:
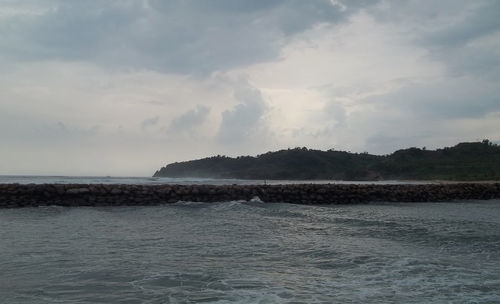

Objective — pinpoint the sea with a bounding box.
[0,176,499,303]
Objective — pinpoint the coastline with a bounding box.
[1,182,500,208]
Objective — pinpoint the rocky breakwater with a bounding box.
[0,183,500,208]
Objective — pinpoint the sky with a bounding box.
[1,0,499,176]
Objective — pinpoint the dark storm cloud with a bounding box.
[371,0,500,77]
[354,0,500,126]
[2,0,497,77]
[0,0,373,74]
[422,1,500,76]
[423,1,500,48]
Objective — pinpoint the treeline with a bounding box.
[153,140,500,180]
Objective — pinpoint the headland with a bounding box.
[154,141,500,181]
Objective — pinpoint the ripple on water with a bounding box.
[1,200,499,303]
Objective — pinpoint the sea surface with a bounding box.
[1,176,499,303]
[0,175,435,185]
[1,198,500,303]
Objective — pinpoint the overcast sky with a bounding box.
[1,0,499,176]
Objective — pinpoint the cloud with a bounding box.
[0,0,371,74]
[422,1,500,48]
[168,105,210,134]
[216,82,267,145]
[323,101,346,127]
[369,0,500,77]
[363,76,500,120]
[0,118,101,145]
[1,0,499,175]
[141,116,159,129]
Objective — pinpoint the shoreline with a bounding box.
[1,183,500,208]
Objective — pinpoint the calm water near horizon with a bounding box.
[0,175,437,185]
[1,176,499,303]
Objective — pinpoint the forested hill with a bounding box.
[153,140,500,181]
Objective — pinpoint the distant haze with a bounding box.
[1,0,499,176]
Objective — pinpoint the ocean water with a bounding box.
[1,200,499,303]
[0,175,435,185]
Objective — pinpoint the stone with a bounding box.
[66,188,90,194]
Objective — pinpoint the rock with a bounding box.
[110,188,122,195]
[66,188,90,194]
[0,182,499,208]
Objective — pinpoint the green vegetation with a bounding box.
[153,140,500,180]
